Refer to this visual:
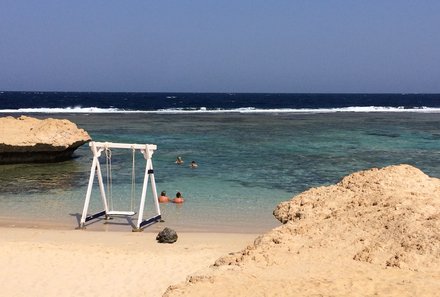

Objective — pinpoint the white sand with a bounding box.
[0,227,256,297]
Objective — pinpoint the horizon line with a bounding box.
[1,90,440,95]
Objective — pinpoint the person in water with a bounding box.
[158,191,169,203]
[175,156,184,165]
[190,160,198,168]
[173,192,185,203]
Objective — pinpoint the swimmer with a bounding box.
[175,156,184,165]
[190,160,198,168]
[173,192,185,204]
[158,191,169,203]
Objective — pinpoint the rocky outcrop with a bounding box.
[272,164,440,270]
[163,165,440,297]
[0,116,91,164]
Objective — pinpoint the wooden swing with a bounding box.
[79,141,161,231]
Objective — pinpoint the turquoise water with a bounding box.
[1,112,440,232]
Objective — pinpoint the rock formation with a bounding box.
[157,227,178,244]
[163,164,440,296]
[0,116,91,164]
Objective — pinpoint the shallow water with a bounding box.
[1,112,440,232]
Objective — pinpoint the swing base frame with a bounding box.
[80,211,161,232]
[79,141,162,231]
[132,214,162,232]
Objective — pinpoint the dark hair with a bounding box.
[176,192,182,198]
[160,191,166,196]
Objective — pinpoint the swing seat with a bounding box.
[107,210,136,216]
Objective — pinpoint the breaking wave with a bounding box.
[1,106,440,114]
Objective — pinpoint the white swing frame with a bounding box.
[79,141,161,231]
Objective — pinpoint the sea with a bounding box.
[1,92,440,233]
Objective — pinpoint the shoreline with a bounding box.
[0,226,258,297]
[0,215,278,234]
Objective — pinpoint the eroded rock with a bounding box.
[0,116,91,164]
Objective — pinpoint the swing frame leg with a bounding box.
[132,158,162,232]
[79,144,110,229]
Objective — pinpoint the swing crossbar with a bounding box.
[91,142,157,151]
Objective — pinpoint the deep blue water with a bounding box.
[1,92,440,112]
[1,92,440,233]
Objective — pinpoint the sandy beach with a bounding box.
[0,227,257,297]
[2,164,439,297]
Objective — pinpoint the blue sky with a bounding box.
[1,1,439,93]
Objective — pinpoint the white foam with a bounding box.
[0,107,121,113]
[1,106,440,114]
